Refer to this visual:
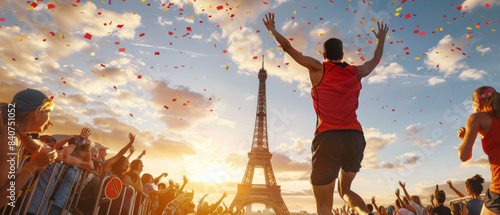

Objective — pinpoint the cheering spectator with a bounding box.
[447,175,484,215]
[432,185,451,215]
[457,86,500,215]
[399,181,429,215]
[0,89,57,208]
[101,133,135,177]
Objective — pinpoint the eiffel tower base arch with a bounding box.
[230,184,290,215]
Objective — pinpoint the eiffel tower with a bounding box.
[230,57,289,215]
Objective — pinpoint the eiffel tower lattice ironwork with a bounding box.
[229,56,290,215]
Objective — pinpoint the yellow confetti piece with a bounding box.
[293,11,296,15]
[415,57,420,60]
[164,7,168,12]
[183,103,188,106]
[482,52,484,56]
[395,12,400,16]
[493,29,496,32]
[247,11,251,14]
[372,19,377,22]
[386,35,390,39]
[466,27,471,30]
[91,70,95,74]
[141,0,145,2]
[396,7,402,11]
[226,65,229,70]
[218,98,220,101]
[370,27,375,31]
[475,24,479,28]
[360,20,365,24]
[466,34,473,39]
[101,74,105,77]
[59,34,65,39]
[209,5,212,8]
[66,44,70,46]
[436,27,443,31]
[269,34,273,38]
[476,45,479,49]
[317,51,321,55]
[189,15,194,18]
[19,18,23,22]
[16,38,22,41]
[368,2,372,6]
[103,42,106,45]
[320,33,325,37]
[88,1,93,4]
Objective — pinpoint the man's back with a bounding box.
[432,205,452,215]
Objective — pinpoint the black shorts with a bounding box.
[484,189,500,214]
[311,130,366,186]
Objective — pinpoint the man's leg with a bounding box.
[312,181,334,215]
[338,169,369,215]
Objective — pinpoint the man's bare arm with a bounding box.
[357,21,389,80]
[263,13,322,73]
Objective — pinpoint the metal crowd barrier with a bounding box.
[97,184,137,215]
[449,194,486,207]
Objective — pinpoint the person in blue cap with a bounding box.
[0,88,58,208]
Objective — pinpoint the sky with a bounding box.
[1,0,500,212]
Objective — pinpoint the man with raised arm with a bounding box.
[263,13,389,215]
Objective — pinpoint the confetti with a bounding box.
[119,48,125,52]
[117,24,124,28]
[155,52,160,55]
[48,3,55,9]
[139,33,145,37]
[164,105,169,109]
[84,33,92,40]
[138,75,142,79]
[485,3,490,8]
[0,18,5,22]
[186,27,192,31]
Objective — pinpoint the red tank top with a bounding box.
[311,62,362,134]
[481,115,500,193]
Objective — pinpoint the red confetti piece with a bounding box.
[403,47,409,50]
[113,86,117,90]
[155,52,160,55]
[216,5,223,10]
[419,32,426,36]
[457,6,462,10]
[30,2,38,8]
[50,96,54,100]
[0,18,5,22]
[405,14,411,19]
[164,105,169,109]
[392,109,395,111]
[253,56,258,60]
[129,113,133,117]
[138,75,142,79]
[119,48,125,52]
[360,56,365,61]
[84,33,92,40]
[101,64,106,67]
[139,33,145,37]
[486,3,490,8]
[288,38,294,41]
[115,42,120,45]
[172,99,177,102]
[117,24,124,28]
[186,27,192,31]
[168,31,174,35]
[223,50,228,53]
[47,3,55,9]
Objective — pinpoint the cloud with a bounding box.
[175,16,195,23]
[404,123,443,147]
[461,155,490,168]
[424,35,468,77]
[367,62,405,84]
[428,77,446,86]
[476,45,491,53]
[459,69,488,81]
[461,0,500,10]
[362,128,398,169]
[157,16,173,26]
[148,81,217,130]
[271,152,310,173]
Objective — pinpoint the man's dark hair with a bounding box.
[323,38,343,60]
[366,204,373,212]
[435,190,446,203]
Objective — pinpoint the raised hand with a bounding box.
[395,188,400,197]
[129,146,136,154]
[263,13,276,32]
[371,196,376,204]
[128,133,136,145]
[80,128,92,138]
[457,127,466,140]
[31,146,58,169]
[436,184,439,191]
[399,181,406,188]
[183,175,189,184]
[447,180,454,188]
[430,194,434,201]
[371,21,389,41]
[222,192,228,198]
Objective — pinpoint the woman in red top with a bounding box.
[458,86,500,215]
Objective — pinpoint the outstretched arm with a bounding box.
[399,181,412,202]
[174,175,189,198]
[356,21,389,80]
[395,188,403,204]
[263,13,323,73]
[458,113,480,162]
[208,192,228,212]
[447,180,465,198]
[371,196,381,214]
[103,133,135,172]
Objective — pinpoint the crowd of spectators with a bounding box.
[0,88,244,215]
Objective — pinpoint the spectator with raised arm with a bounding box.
[432,185,451,215]
[372,196,388,215]
[395,188,415,215]
[399,181,428,215]
[101,132,135,176]
[457,86,500,215]
[263,12,388,215]
[0,89,57,208]
[447,175,485,215]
